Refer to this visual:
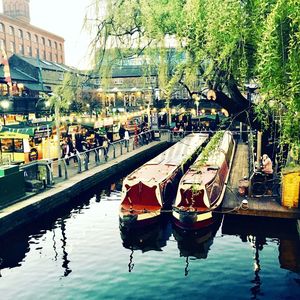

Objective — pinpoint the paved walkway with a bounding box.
[222,143,300,219]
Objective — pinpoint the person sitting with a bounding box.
[261,154,273,175]
[261,154,273,194]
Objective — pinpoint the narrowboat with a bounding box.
[172,131,235,230]
[120,133,209,227]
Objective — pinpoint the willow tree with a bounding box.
[86,0,300,158]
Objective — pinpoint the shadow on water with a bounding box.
[223,215,300,299]
[0,180,122,277]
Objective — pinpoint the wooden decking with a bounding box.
[221,142,300,219]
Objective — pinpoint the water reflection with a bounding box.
[120,215,172,272]
[248,235,267,299]
[279,239,300,273]
[0,187,99,278]
[223,215,300,299]
[59,218,72,277]
[173,215,223,276]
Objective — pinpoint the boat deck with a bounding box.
[221,142,300,219]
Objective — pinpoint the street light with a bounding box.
[195,99,199,116]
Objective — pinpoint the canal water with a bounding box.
[0,180,300,300]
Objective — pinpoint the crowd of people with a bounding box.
[60,128,110,164]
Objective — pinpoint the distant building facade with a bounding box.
[0,0,65,63]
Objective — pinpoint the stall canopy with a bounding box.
[0,131,30,139]
[0,122,54,136]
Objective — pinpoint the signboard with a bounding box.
[31,117,52,123]
[94,120,104,129]
[103,117,114,126]
[34,126,52,139]
[151,112,159,129]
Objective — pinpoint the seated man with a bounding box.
[261,154,273,194]
[262,154,273,175]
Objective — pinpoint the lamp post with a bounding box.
[195,99,199,116]
[1,100,10,125]
[54,97,61,160]
[49,92,62,162]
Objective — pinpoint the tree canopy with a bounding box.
[87,0,300,156]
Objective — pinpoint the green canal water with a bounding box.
[0,181,299,300]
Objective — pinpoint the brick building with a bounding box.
[0,0,65,63]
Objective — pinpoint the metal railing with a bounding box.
[3,128,258,199]
[19,129,170,191]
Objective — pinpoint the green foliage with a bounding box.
[88,0,300,150]
[195,131,224,167]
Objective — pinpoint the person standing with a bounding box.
[102,136,109,161]
[119,125,125,140]
[124,130,130,147]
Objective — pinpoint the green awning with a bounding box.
[2,126,35,136]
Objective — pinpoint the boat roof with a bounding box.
[125,164,178,186]
[177,131,232,188]
[147,133,209,166]
[124,133,209,186]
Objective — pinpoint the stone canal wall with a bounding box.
[0,141,169,238]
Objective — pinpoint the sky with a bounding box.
[1,0,95,69]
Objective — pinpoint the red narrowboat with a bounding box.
[173,131,235,230]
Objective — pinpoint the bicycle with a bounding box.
[249,171,281,198]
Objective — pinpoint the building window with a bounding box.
[10,41,15,52]
[36,48,39,57]
[18,29,23,39]
[43,50,46,59]
[34,34,38,43]
[59,43,63,50]
[49,52,52,61]
[54,54,58,62]
[113,79,124,85]
[48,39,52,47]
[41,37,45,45]
[9,26,14,35]
[54,41,57,49]
[0,23,4,33]
[26,32,31,40]
[27,46,32,56]
[19,44,24,54]
[0,39,5,49]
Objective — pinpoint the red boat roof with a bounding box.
[124,133,209,185]
[126,164,179,186]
